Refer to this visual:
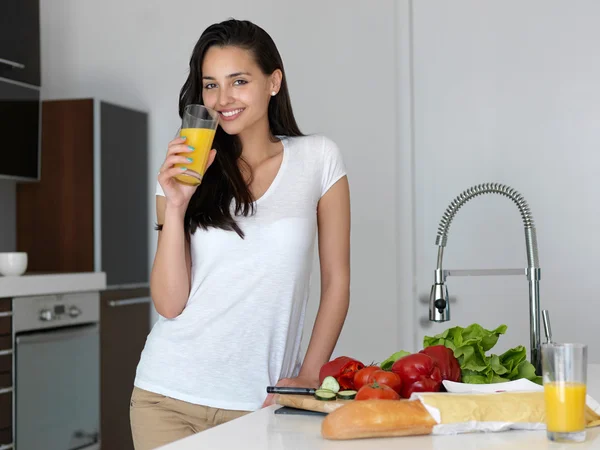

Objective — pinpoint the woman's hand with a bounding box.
[261,375,321,408]
[158,136,217,209]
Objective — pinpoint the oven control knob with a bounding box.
[68,306,81,318]
[39,309,55,321]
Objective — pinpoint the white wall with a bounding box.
[411,0,600,362]
[39,0,403,364]
[38,0,599,369]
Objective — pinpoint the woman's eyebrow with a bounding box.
[202,72,251,80]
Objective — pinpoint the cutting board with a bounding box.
[275,394,351,414]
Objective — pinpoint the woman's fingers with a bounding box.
[158,166,202,184]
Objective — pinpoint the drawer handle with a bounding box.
[0,311,12,318]
[109,297,151,307]
[0,58,25,69]
[0,444,14,450]
[0,349,12,357]
[0,387,13,395]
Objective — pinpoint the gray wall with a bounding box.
[411,0,600,363]
[0,180,16,252]
[27,0,600,365]
[39,0,403,362]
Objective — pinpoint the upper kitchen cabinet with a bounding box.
[0,0,41,86]
[16,99,150,288]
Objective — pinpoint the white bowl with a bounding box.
[0,252,28,276]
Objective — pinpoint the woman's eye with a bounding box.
[204,83,217,90]
[233,79,248,86]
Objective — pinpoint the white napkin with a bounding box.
[409,379,600,436]
[443,379,600,414]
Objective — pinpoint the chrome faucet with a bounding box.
[429,183,542,374]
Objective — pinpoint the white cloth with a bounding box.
[411,379,600,435]
[134,135,346,411]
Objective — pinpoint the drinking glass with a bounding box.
[175,104,219,185]
[542,343,588,443]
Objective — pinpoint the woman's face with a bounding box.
[201,45,281,136]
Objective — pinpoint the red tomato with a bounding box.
[353,366,381,391]
[355,382,401,401]
[368,370,402,394]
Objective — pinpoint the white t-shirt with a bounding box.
[134,135,347,411]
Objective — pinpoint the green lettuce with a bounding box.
[423,324,541,385]
[379,350,411,371]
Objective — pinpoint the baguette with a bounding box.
[321,399,436,440]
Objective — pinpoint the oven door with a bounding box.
[15,324,100,450]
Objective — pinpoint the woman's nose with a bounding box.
[218,86,233,106]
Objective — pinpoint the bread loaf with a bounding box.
[321,399,436,440]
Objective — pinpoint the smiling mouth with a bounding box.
[219,108,245,121]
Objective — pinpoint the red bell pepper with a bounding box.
[420,345,461,383]
[390,353,443,399]
[319,356,365,390]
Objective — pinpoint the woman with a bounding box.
[130,19,350,449]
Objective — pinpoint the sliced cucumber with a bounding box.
[314,389,337,401]
[336,390,357,400]
[320,376,340,393]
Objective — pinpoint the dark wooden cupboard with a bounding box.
[16,99,149,287]
[100,287,150,450]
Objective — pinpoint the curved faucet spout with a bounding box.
[428,183,542,374]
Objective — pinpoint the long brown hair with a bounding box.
[177,19,303,238]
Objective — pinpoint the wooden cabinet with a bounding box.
[15,99,152,448]
[0,299,13,449]
[100,288,150,450]
[16,99,149,286]
[0,0,41,86]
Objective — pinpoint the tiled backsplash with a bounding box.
[0,179,16,252]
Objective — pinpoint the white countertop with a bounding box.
[160,365,600,450]
[0,272,106,297]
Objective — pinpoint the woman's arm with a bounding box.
[262,176,350,406]
[298,175,351,383]
[150,195,193,319]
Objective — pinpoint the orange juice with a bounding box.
[175,127,216,185]
[544,382,587,432]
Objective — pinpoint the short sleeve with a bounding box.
[320,137,347,197]
[156,180,165,197]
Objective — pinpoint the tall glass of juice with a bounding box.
[542,343,588,443]
[175,104,219,185]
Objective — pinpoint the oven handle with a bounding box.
[108,297,151,307]
[16,323,98,345]
[0,443,14,450]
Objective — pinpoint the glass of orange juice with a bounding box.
[542,343,588,443]
[175,104,219,185]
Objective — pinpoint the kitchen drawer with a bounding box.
[0,427,12,446]
[0,318,10,336]
[0,299,11,337]
[0,336,11,374]
[0,336,10,351]
[0,375,12,429]
[0,316,10,336]
[0,299,10,313]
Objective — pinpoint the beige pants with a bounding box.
[130,387,250,450]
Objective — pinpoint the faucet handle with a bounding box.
[542,309,553,344]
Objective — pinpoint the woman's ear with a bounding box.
[270,69,283,95]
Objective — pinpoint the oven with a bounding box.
[12,292,100,450]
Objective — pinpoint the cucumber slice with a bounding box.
[336,390,357,400]
[314,389,337,401]
[320,376,340,393]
